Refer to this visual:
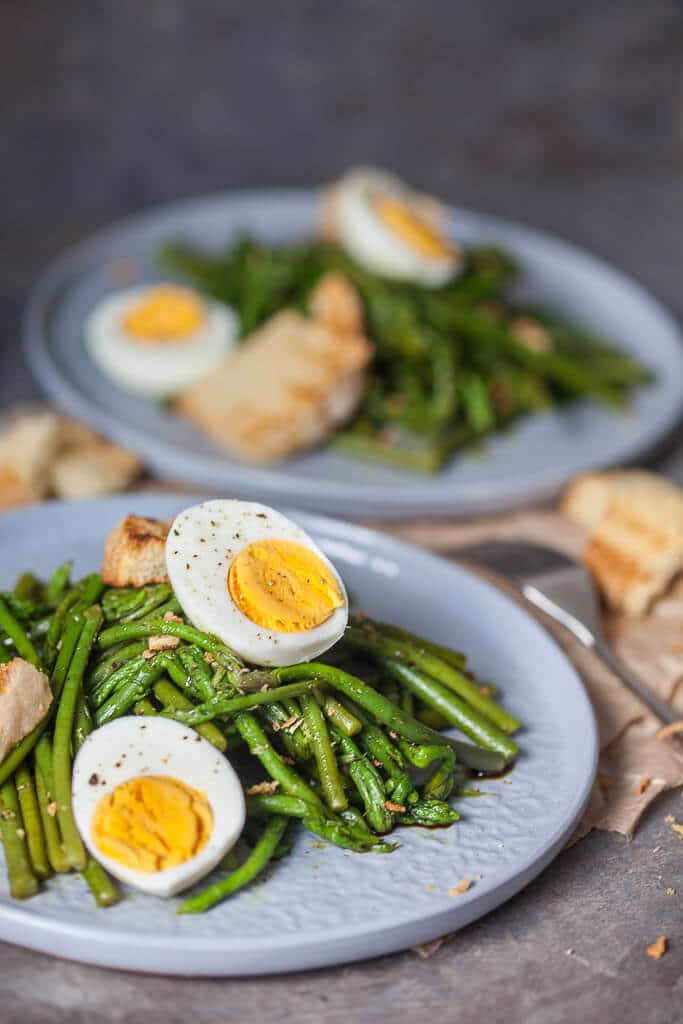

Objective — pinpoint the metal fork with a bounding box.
[452,540,682,731]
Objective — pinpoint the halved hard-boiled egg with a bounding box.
[334,167,463,287]
[85,283,238,398]
[166,499,348,666]
[72,717,245,897]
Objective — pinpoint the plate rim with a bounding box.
[0,492,598,975]
[22,187,683,518]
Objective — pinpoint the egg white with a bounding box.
[166,500,349,667]
[335,167,462,287]
[85,285,238,398]
[72,717,245,898]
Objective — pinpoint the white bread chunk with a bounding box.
[0,411,60,504]
[562,470,683,615]
[177,290,373,463]
[52,443,142,500]
[102,515,170,587]
[0,659,52,763]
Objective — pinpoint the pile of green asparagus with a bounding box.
[161,237,651,472]
[0,567,520,914]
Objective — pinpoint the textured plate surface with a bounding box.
[0,494,597,976]
[22,189,683,519]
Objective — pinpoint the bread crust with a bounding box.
[0,659,52,763]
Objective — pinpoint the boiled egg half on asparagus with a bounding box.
[72,717,245,897]
[85,283,238,398]
[166,499,349,667]
[333,167,463,286]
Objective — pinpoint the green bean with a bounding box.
[357,722,416,806]
[162,681,318,724]
[334,730,391,833]
[90,655,148,708]
[299,692,347,812]
[397,798,460,827]
[361,619,466,670]
[13,572,44,602]
[273,663,447,747]
[259,702,310,762]
[0,779,39,898]
[82,857,119,908]
[46,562,72,605]
[120,585,173,622]
[382,658,518,763]
[398,741,457,801]
[246,793,310,818]
[176,645,216,701]
[319,694,362,736]
[34,762,67,873]
[51,608,87,696]
[347,624,520,734]
[245,794,395,852]
[0,596,41,667]
[234,713,322,809]
[73,692,94,753]
[94,659,166,726]
[43,586,84,672]
[89,639,149,688]
[15,764,51,878]
[97,621,244,679]
[133,697,158,717]
[153,679,227,752]
[178,815,288,914]
[53,606,102,870]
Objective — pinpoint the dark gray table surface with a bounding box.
[1,2,682,1021]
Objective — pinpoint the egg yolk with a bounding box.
[92,775,213,873]
[123,286,205,343]
[372,195,454,261]
[228,539,344,633]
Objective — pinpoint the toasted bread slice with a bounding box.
[0,659,52,764]
[177,308,373,463]
[102,515,169,587]
[562,471,683,615]
[0,411,59,503]
[52,443,142,500]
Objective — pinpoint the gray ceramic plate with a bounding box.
[22,190,683,519]
[0,494,597,975]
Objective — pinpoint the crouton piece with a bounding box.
[0,411,60,503]
[562,471,683,616]
[0,466,35,511]
[176,309,373,463]
[52,443,142,500]
[102,514,170,587]
[309,272,364,336]
[0,659,52,764]
[56,417,102,453]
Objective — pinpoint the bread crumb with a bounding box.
[147,635,180,652]
[565,948,575,956]
[646,936,667,960]
[47,801,57,817]
[656,720,683,741]
[671,823,683,839]
[449,878,472,897]
[412,937,445,959]
[665,887,676,896]
[637,774,651,795]
[653,846,662,853]
[141,649,156,661]
[203,652,217,666]
[163,611,184,623]
[385,800,406,813]
[665,814,675,823]
[245,780,280,796]
[15,828,25,840]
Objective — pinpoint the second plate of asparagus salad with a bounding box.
[24,167,683,517]
[0,494,598,975]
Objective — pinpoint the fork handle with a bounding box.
[593,638,683,728]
